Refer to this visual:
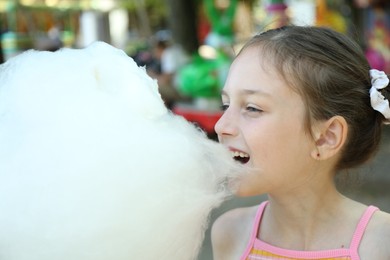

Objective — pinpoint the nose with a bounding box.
[214,109,239,137]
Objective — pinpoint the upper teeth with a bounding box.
[232,151,249,158]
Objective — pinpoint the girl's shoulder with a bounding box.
[359,209,390,259]
[211,205,258,260]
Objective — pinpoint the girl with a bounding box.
[212,26,390,260]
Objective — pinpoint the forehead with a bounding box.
[223,47,284,95]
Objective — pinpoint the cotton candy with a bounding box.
[0,42,239,260]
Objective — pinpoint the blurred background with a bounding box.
[1,0,389,112]
[0,0,389,259]
[1,0,389,113]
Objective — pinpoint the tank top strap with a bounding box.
[240,201,268,260]
[349,205,379,251]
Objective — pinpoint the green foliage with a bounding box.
[178,51,232,98]
[119,0,167,16]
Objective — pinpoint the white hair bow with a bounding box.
[369,69,390,124]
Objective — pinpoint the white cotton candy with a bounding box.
[0,42,239,260]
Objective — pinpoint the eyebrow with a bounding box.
[221,88,271,98]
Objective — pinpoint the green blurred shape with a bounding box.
[178,51,231,98]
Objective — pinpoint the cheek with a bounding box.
[249,125,303,169]
[248,125,281,154]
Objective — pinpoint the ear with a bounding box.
[310,116,348,160]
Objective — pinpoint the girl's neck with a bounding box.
[261,184,365,251]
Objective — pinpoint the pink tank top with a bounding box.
[241,201,379,260]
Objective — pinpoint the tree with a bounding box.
[165,0,199,54]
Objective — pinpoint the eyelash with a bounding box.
[220,104,262,113]
[246,106,262,113]
[221,104,229,111]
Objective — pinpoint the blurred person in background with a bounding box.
[148,30,191,109]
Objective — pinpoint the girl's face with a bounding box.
[215,47,318,197]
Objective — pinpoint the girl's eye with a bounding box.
[246,106,262,113]
[221,104,229,111]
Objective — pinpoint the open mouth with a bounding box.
[231,151,250,164]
